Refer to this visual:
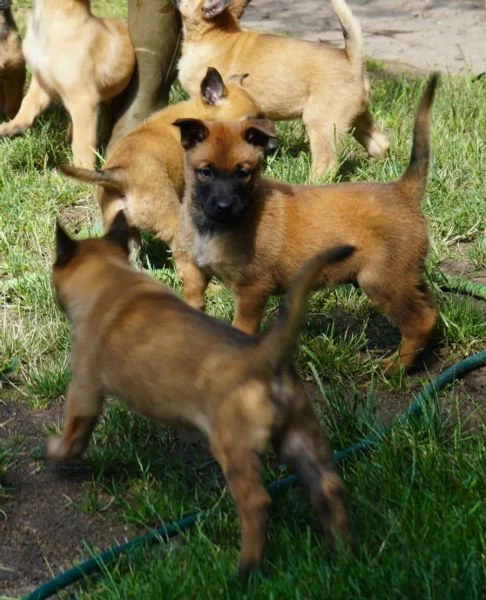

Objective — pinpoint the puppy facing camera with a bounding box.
[176,76,440,373]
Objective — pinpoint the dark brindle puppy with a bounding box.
[174,75,440,373]
[48,211,352,578]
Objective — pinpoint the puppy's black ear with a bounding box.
[55,221,78,268]
[173,118,210,150]
[201,67,228,105]
[244,119,278,153]
[105,211,130,255]
[202,0,232,19]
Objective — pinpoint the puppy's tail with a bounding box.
[330,0,363,69]
[57,164,125,193]
[257,245,355,370]
[399,74,439,205]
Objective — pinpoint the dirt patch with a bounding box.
[0,394,135,598]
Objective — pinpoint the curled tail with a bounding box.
[399,74,439,203]
[330,0,363,69]
[257,245,355,370]
[57,164,125,193]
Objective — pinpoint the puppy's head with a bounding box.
[53,211,130,313]
[198,67,260,121]
[171,0,234,24]
[173,118,276,228]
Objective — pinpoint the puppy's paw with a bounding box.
[46,435,67,462]
[367,130,390,160]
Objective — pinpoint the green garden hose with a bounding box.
[15,272,485,599]
[23,348,486,600]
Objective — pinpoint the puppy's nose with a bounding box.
[215,196,233,210]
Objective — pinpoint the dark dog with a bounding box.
[0,2,25,119]
[49,210,352,578]
[174,76,440,373]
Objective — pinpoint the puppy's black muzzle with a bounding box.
[197,178,249,224]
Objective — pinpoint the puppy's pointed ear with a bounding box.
[227,72,250,86]
[202,0,232,19]
[105,210,130,255]
[201,67,228,105]
[173,118,210,150]
[55,220,78,268]
[243,119,278,154]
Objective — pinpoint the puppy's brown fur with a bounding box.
[173,0,389,177]
[0,0,135,168]
[175,76,440,373]
[59,68,259,310]
[49,210,352,578]
[0,6,25,119]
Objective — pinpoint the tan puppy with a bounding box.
[0,3,25,119]
[49,210,352,578]
[59,68,260,310]
[0,0,135,168]
[174,76,440,373]
[172,0,389,177]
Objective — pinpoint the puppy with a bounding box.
[59,67,259,310]
[172,0,389,177]
[174,75,440,373]
[49,210,352,578]
[0,2,25,119]
[0,0,135,168]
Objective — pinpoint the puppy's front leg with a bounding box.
[232,287,269,335]
[0,75,51,136]
[47,377,103,463]
[66,96,98,168]
[174,251,210,311]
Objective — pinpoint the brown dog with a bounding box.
[49,210,352,578]
[0,0,135,168]
[172,0,389,178]
[59,67,259,310]
[174,75,440,373]
[0,3,25,119]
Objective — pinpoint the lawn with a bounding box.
[0,1,485,598]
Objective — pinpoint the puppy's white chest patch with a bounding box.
[193,233,222,270]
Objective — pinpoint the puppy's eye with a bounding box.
[236,167,251,179]
[197,167,214,179]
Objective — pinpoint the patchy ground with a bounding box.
[243,0,486,75]
[0,396,137,597]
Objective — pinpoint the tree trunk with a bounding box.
[106,0,181,152]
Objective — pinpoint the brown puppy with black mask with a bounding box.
[59,68,259,310]
[172,0,389,178]
[174,76,439,373]
[0,2,25,119]
[49,210,352,579]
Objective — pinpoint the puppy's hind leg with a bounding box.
[211,433,271,580]
[359,274,438,373]
[276,403,350,551]
[303,103,345,179]
[0,75,52,136]
[352,107,389,160]
[47,377,103,463]
[3,68,26,119]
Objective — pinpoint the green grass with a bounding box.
[1,2,486,597]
